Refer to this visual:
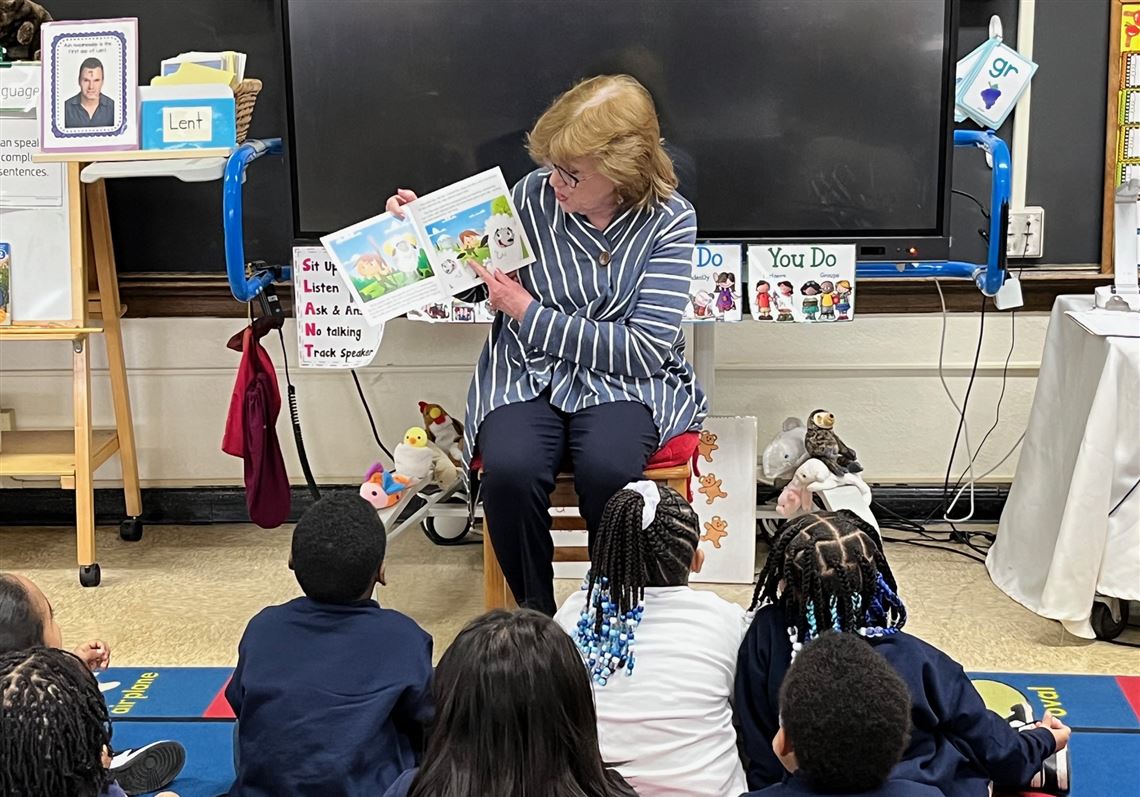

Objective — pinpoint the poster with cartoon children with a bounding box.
[683,243,742,322]
[747,244,856,323]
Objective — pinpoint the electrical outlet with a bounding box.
[1007,206,1044,259]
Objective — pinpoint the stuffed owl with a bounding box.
[805,409,863,476]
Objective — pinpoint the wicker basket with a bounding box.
[234,78,263,144]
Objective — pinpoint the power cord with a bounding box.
[277,327,321,502]
[939,217,1032,525]
[951,188,991,245]
[944,303,1017,513]
[351,369,394,460]
[935,284,986,524]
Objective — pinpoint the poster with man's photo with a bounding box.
[40,18,139,152]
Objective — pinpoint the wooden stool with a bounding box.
[482,463,692,609]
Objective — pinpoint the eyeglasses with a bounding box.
[551,162,591,189]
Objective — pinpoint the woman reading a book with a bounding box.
[385,74,706,615]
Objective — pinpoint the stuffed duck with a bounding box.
[394,426,435,482]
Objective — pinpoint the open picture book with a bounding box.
[320,167,535,325]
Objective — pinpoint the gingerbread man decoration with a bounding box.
[698,473,727,504]
[701,516,729,548]
[698,430,719,463]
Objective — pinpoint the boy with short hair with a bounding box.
[226,493,434,797]
[749,631,940,796]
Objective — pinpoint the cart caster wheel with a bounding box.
[79,564,101,588]
[423,515,471,545]
[119,517,143,542]
[1091,598,1129,640]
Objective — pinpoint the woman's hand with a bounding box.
[73,639,111,671]
[471,263,534,322]
[384,188,418,219]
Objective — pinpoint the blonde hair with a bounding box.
[527,75,678,209]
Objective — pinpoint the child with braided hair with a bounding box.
[0,572,186,795]
[553,482,749,797]
[0,646,179,797]
[734,510,1070,797]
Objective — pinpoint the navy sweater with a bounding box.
[226,596,434,797]
[735,606,1056,797]
[748,777,942,796]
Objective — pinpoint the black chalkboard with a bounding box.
[46,0,294,274]
[42,0,1107,274]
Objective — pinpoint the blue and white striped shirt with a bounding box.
[463,168,708,467]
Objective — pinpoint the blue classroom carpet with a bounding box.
[102,668,1140,797]
[113,721,233,797]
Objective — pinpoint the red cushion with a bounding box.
[646,431,701,470]
[471,431,700,474]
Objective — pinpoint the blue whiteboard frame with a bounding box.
[222,129,1010,303]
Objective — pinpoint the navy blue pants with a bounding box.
[477,395,658,615]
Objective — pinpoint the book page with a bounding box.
[319,211,444,326]
[409,167,535,295]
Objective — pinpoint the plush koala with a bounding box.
[0,0,52,62]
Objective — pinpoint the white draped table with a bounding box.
[987,295,1140,638]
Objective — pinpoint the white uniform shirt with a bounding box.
[555,586,749,797]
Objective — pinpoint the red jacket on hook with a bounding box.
[223,323,290,528]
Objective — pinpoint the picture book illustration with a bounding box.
[747,244,856,323]
[320,213,439,326]
[0,243,11,326]
[684,243,741,322]
[408,297,495,324]
[321,167,533,325]
[414,167,534,295]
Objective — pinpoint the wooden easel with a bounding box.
[0,161,142,586]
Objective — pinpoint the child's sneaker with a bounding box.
[1028,744,1071,795]
[108,740,186,795]
[1012,714,1071,796]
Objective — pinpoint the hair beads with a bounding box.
[575,576,644,684]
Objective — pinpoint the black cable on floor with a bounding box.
[882,535,988,565]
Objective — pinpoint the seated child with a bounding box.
[383,608,636,797]
[734,511,1070,797]
[553,482,749,796]
[750,630,942,796]
[0,572,186,796]
[226,492,434,797]
[0,646,178,797]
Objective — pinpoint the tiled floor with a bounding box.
[1,521,1136,673]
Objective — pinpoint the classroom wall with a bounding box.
[0,1,1086,492]
[0,312,1048,489]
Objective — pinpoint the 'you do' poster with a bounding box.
[747,243,856,323]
